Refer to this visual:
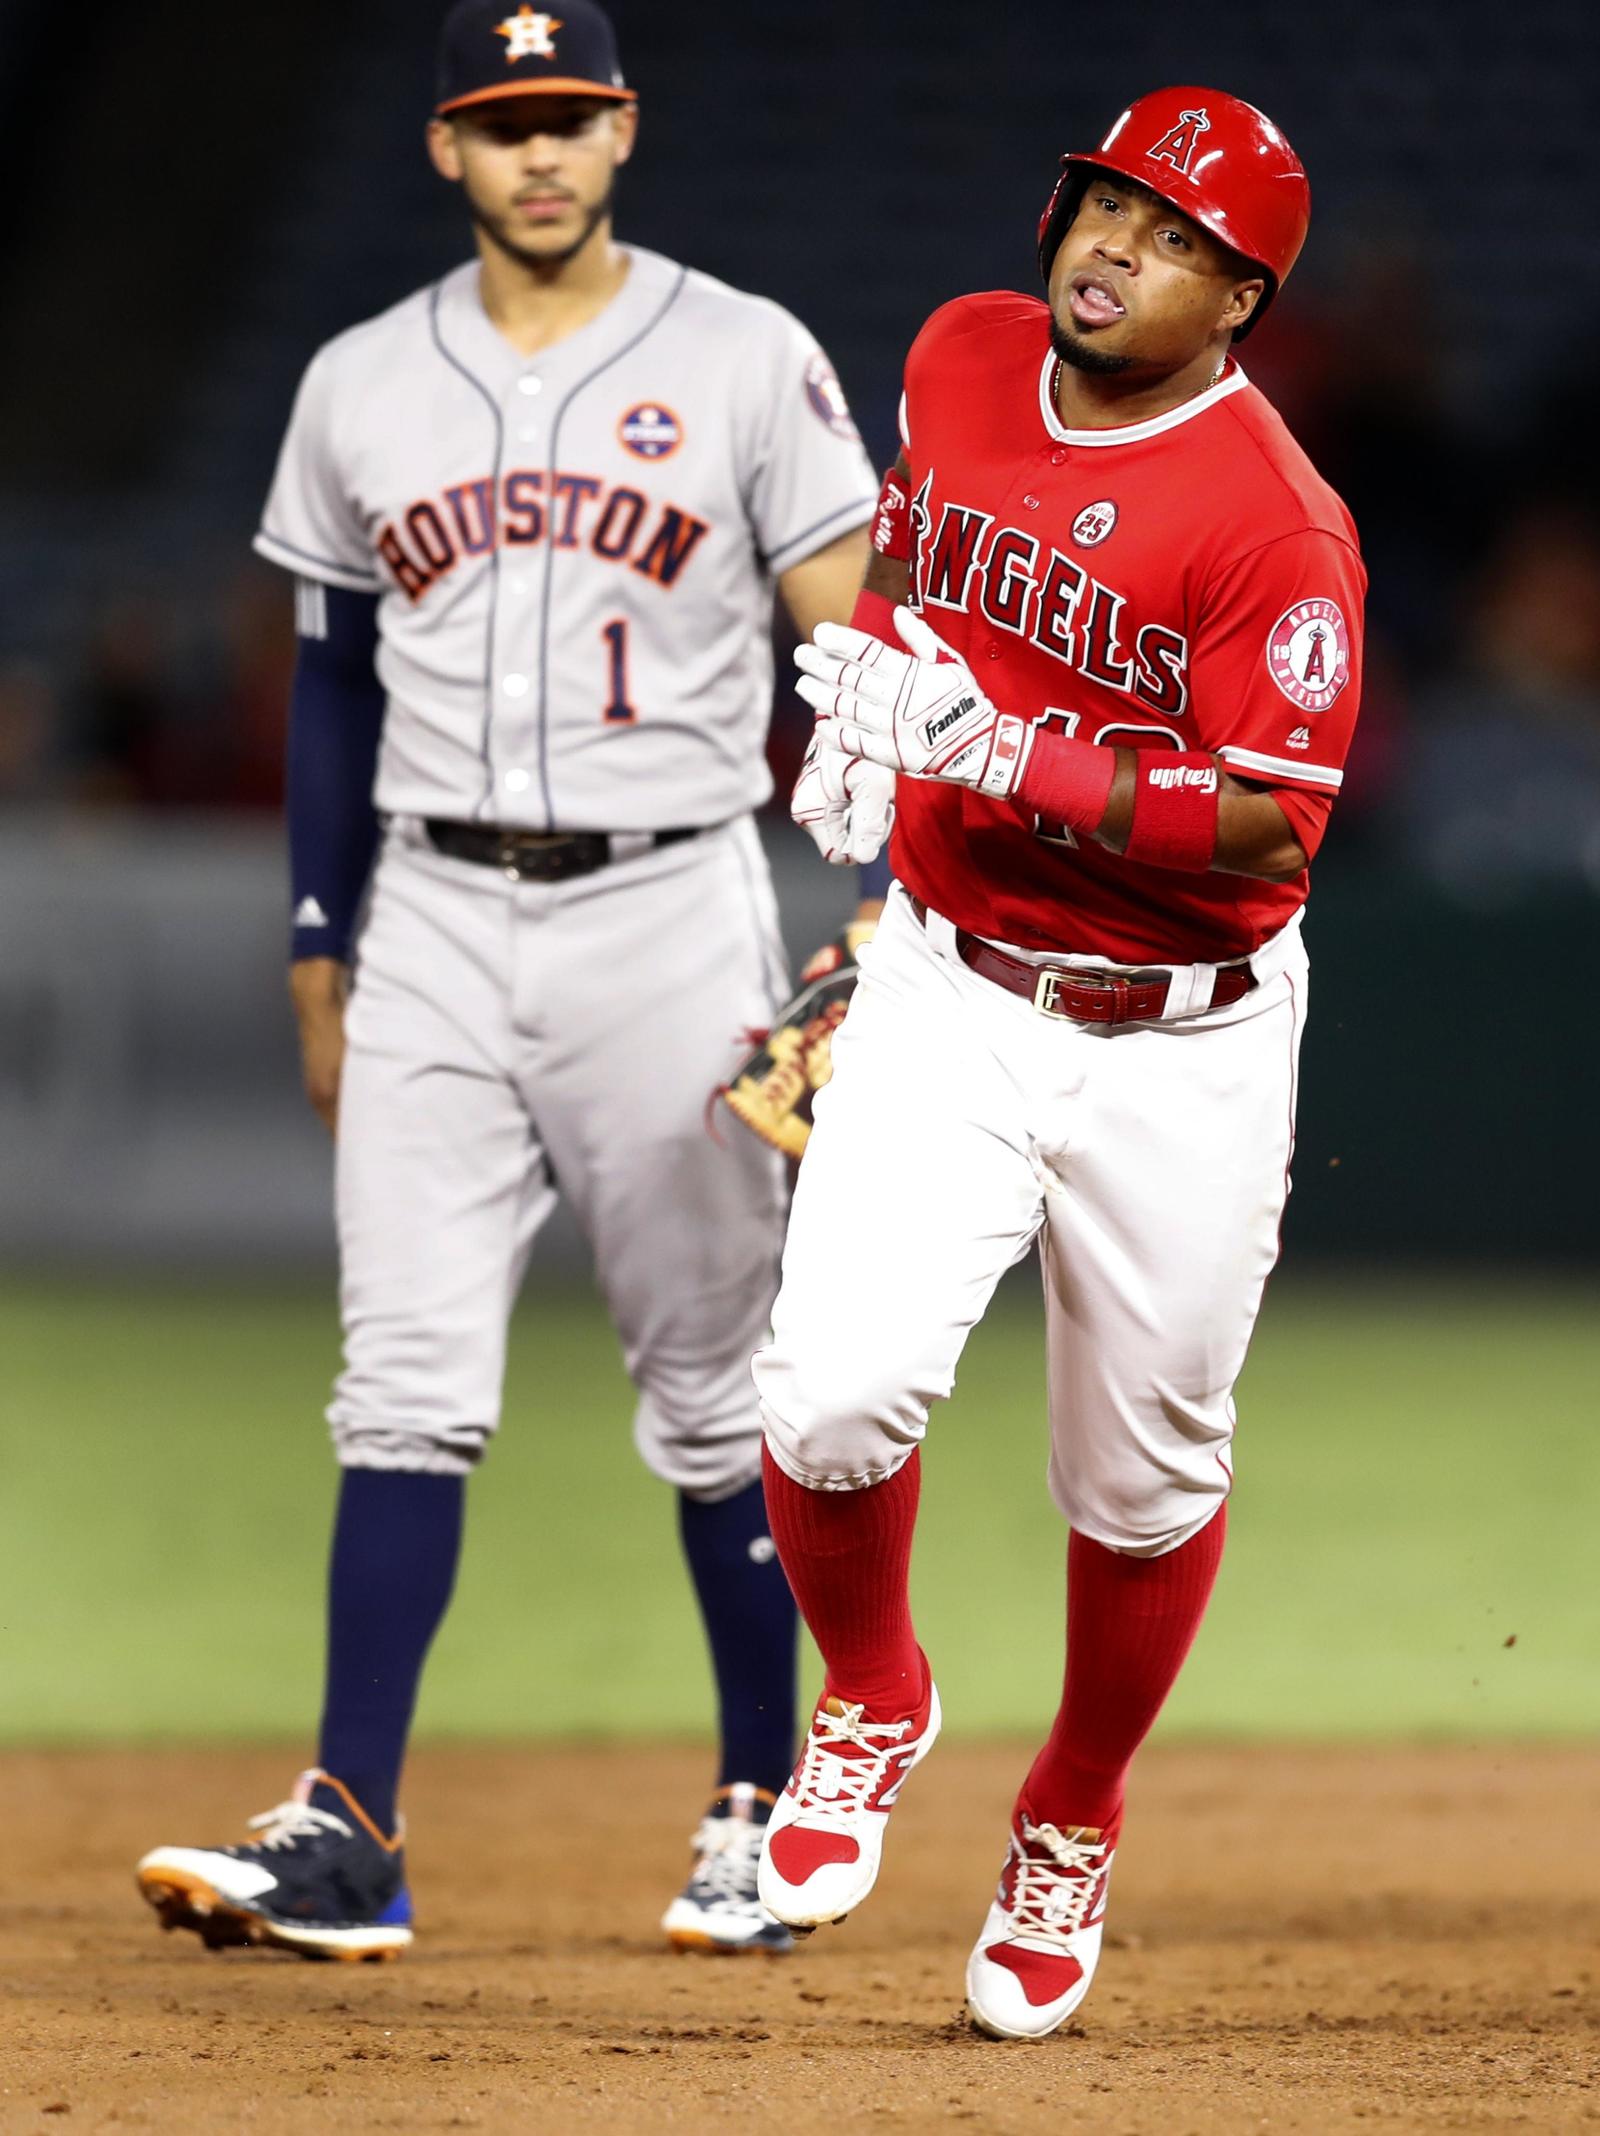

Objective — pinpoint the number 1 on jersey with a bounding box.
[601,618,636,724]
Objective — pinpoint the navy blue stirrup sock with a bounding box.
[678,1477,799,1799]
[314,1469,465,1837]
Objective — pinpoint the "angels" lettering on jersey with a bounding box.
[911,474,1189,719]
[376,470,711,602]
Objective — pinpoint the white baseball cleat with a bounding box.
[757,1675,941,1930]
[965,1811,1116,2039]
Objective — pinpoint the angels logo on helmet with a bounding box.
[1144,107,1211,178]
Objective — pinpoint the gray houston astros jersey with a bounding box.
[256,247,878,831]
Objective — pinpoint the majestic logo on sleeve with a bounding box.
[1146,108,1211,177]
[804,354,861,443]
[1266,599,1351,712]
[496,7,562,60]
[1070,500,1118,550]
[618,403,683,459]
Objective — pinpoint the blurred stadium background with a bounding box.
[1,0,1595,1753]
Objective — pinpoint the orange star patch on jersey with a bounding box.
[495,7,563,62]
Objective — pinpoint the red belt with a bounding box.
[907,896,1254,1027]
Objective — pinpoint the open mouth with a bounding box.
[1068,273,1127,330]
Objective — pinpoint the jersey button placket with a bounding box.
[498,675,531,812]
[973,459,1041,668]
[493,375,544,823]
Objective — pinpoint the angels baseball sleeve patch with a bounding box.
[1265,599,1351,713]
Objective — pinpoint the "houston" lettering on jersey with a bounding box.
[376,469,711,603]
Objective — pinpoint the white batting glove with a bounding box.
[793,606,1034,799]
[789,727,896,865]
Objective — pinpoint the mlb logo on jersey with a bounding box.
[1266,598,1351,712]
[1071,500,1118,550]
[619,404,683,459]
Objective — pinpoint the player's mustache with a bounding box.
[513,186,577,206]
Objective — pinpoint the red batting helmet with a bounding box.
[1037,86,1310,338]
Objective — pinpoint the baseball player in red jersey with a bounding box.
[747,89,1365,2037]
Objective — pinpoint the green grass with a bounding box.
[0,1274,1593,1744]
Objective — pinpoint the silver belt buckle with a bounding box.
[1032,963,1134,1024]
[497,831,586,881]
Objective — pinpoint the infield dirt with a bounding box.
[2,1744,1594,2133]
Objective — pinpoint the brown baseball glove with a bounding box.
[719,924,873,1159]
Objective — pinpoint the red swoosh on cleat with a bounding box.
[985,1943,1085,2007]
[768,1827,860,1882]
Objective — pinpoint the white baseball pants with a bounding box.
[330,815,789,1496]
[754,887,1308,1554]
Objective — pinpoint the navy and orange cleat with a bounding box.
[964,1806,1116,2039]
[661,1782,793,1954]
[135,1768,412,1961]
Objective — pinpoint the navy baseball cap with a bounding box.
[436,0,635,117]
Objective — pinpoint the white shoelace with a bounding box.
[791,1700,914,1815]
[244,1801,352,1851]
[687,1817,764,1905]
[1006,1820,1111,1946]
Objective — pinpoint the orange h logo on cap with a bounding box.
[496,7,563,61]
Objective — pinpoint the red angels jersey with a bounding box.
[891,293,1366,962]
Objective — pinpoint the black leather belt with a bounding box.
[425,819,703,883]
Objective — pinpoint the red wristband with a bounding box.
[870,466,911,562]
[848,587,900,646]
[1122,753,1220,871]
[1012,725,1117,834]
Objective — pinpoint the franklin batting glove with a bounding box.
[794,606,1034,799]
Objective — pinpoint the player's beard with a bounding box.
[1049,315,1136,377]
[469,173,617,272]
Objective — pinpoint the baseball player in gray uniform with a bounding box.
[135,0,880,1962]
